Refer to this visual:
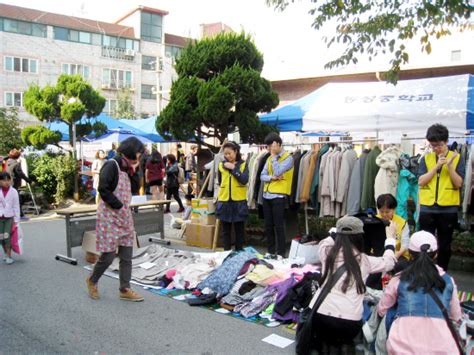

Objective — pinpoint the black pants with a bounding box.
[166,186,184,210]
[90,246,133,291]
[419,212,458,271]
[221,221,245,251]
[313,313,362,353]
[263,197,287,256]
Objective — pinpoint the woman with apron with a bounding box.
[86,137,145,301]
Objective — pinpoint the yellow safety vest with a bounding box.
[217,161,247,202]
[263,152,294,195]
[419,151,461,207]
[378,213,407,253]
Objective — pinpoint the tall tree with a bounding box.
[156,32,279,151]
[114,88,137,119]
[23,74,106,200]
[21,126,62,150]
[0,107,23,155]
[23,74,106,146]
[266,0,472,83]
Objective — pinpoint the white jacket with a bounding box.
[374,146,401,200]
[0,186,20,223]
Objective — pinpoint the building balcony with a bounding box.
[101,46,136,62]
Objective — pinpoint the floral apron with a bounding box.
[96,160,134,252]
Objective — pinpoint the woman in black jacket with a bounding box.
[86,137,145,302]
[164,154,184,213]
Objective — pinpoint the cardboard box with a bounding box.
[191,198,216,225]
[191,214,216,226]
[82,230,138,255]
[185,223,216,249]
[288,239,320,264]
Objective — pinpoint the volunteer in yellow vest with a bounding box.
[216,141,249,251]
[260,132,294,257]
[376,194,410,259]
[418,124,464,271]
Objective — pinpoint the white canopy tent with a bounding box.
[261,74,474,138]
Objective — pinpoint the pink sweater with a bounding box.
[310,237,396,321]
[0,186,20,223]
[377,267,462,354]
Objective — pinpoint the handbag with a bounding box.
[428,288,464,355]
[295,264,347,355]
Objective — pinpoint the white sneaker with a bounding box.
[5,257,14,265]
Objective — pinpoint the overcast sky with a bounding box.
[2,0,366,79]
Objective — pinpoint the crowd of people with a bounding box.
[1,123,469,353]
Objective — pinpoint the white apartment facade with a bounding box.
[0,3,188,126]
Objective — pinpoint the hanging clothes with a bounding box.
[309,144,330,210]
[247,151,267,208]
[319,147,335,217]
[336,149,358,216]
[300,149,319,203]
[295,151,311,203]
[328,148,343,218]
[462,145,474,214]
[374,146,402,201]
[347,149,370,215]
[395,169,419,221]
[289,149,302,209]
[361,146,382,211]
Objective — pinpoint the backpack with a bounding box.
[177,166,185,185]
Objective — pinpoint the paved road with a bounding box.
[0,218,296,354]
[1,217,472,354]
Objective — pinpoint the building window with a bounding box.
[451,50,461,62]
[5,92,23,107]
[62,63,90,79]
[165,45,183,62]
[142,56,157,70]
[4,56,38,73]
[141,84,156,100]
[53,26,95,45]
[102,68,132,89]
[1,18,46,38]
[104,99,117,115]
[141,12,162,43]
[103,35,139,51]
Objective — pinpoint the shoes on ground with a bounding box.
[4,257,14,265]
[86,277,99,300]
[120,288,144,302]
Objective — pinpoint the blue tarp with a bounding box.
[46,113,166,142]
[118,116,169,142]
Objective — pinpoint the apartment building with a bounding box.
[0,3,189,126]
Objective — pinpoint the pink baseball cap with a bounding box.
[409,231,438,253]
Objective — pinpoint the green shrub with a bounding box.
[31,153,77,203]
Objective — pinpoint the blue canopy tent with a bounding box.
[90,129,154,144]
[46,113,161,142]
[260,74,474,137]
[118,116,171,143]
[259,89,323,132]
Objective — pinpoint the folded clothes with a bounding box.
[187,293,217,306]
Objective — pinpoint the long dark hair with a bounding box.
[400,245,445,293]
[149,149,162,164]
[117,137,145,160]
[320,233,366,294]
[223,141,242,162]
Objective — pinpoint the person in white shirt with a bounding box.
[0,172,20,264]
